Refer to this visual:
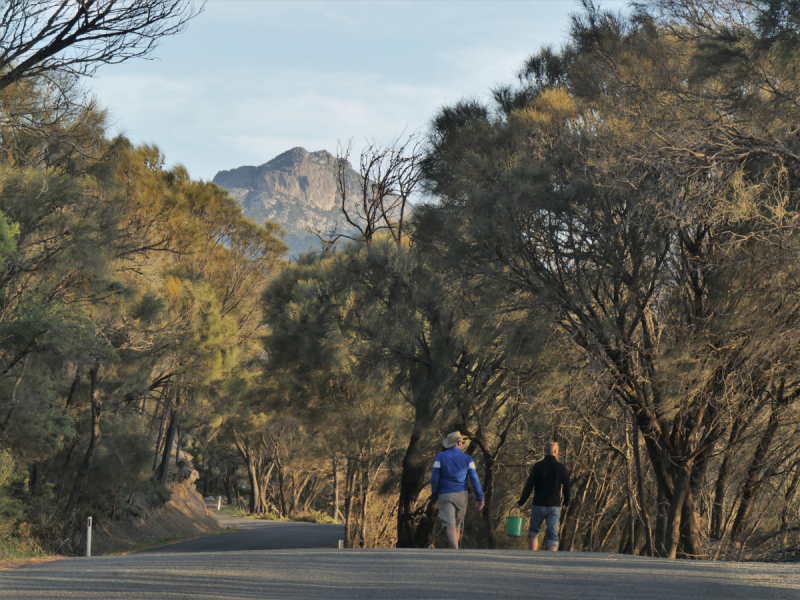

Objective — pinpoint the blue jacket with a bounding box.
[430,446,483,502]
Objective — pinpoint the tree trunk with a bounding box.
[332,458,341,523]
[360,470,369,548]
[62,365,81,414]
[233,432,267,515]
[300,473,320,512]
[245,451,260,514]
[559,474,588,551]
[28,462,40,495]
[632,424,654,556]
[413,498,437,548]
[277,466,287,516]
[175,422,182,466]
[663,464,691,559]
[224,470,235,506]
[257,463,275,514]
[396,428,428,547]
[678,453,709,559]
[625,424,636,555]
[157,390,184,486]
[344,459,356,547]
[730,399,784,541]
[0,357,27,436]
[595,496,626,552]
[654,486,668,557]
[152,397,170,472]
[481,455,497,549]
[781,462,800,529]
[618,510,634,554]
[66,361,101,514]
[290,472,298,514]
[678,487,703,558]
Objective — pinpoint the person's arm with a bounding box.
[562,465,571,507]
[431,456,441,502]
[516,463,540,507]
[467,458,484,504]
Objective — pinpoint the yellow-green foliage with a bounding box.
[0,450,47,560]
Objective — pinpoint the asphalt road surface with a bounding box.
[1,515,798,599]
[138,514,345,553]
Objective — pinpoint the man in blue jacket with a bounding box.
[431,431,484,549]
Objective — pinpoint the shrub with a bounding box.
[291,510,335,524]
[146,482,172,507]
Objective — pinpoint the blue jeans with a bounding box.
[529,505,561,547]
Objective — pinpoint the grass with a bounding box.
[217,504,245,517]
[291,510,336,524]
[215,505,335,524]
[0,534,51,561]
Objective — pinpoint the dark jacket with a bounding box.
[517,455,570,507]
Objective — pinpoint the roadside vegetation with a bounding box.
[0,0,799,562]
[205,0,800,559]
[217,505,335,524]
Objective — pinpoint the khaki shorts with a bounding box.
[437,491,468,528]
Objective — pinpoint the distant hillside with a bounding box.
[213,148,359,256]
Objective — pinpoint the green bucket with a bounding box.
[505,512,524,537]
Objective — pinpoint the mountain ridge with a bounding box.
[213,147,357,256]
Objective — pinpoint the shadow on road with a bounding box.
[1,549,798,600]
[139,515,344,554]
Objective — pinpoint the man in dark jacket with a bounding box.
[514,441,570,551]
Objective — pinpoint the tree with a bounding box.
[0,0,201,91]
[316,135,422,246]
[418,0,800,558]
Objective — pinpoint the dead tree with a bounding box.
[315,134,422,247]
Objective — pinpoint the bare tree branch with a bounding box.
[315,134,422,247]
[0,0,202,91]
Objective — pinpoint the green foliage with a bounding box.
[0,450,48,560]
[0,450,22,521]
[0,66,287,556]
[291,510,335,524]
[249,0,800,555]
[146,482,172,507]
[2,0,797,561]
[0,210,18,271]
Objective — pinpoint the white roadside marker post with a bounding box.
[217,496,222,510]
[338,540,344,549]
[86,516,92,557]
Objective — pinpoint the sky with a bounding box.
[89,0,628,182]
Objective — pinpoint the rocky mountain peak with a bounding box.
[213,148,357,256]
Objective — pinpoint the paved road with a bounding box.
[1,516,798,599]
[139,514,345,553]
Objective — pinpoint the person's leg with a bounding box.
[528,506,546,551]
[450,491,467,549]
[438,493,462,549]
[544,506,561,551]
[445,525,459,549]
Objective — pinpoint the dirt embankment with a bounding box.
[92,450,224,555]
